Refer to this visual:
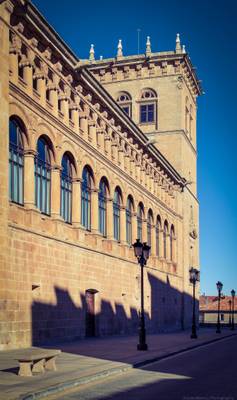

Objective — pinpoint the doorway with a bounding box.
[85,289,98,337]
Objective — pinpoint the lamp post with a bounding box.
[189,267,200,339]
[216,281,223,333]
[231,289,235,330]
[133,239,150,351]
[228,300,232,327]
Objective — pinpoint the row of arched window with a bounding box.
[9,117,176,260]
[117,89,157,124]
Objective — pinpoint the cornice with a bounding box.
[12,0,79,67]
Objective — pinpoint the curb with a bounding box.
[20,332,237,400]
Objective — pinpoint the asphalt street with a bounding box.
[49,335,237,400]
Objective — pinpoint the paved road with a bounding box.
[49,336,237,400]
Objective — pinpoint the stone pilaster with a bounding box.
[72,178,82,226]
[51,165,62,220]
[24,150,36,209]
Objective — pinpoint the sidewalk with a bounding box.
[0,328,236,400]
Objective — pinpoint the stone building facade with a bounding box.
[0,0,201,349]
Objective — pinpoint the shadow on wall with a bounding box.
[32,273,198,346]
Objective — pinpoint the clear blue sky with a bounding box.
[32,0,237,296]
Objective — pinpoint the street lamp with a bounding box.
[189,267,200,339]
[231,289,235,330]
[216,281,223,333]
[133,239,150,351]
[228,300,232,327]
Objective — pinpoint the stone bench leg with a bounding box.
[32,358,45,374]
[18,361,33,377]
[45,356,57,371]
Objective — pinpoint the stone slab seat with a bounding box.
[15,348,61,377]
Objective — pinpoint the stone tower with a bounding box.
[87,35,202,327]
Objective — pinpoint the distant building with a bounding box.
[0,0,201,349]
[199,295,237,326]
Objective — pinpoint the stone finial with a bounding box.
[146,36,151,57]
[182,45,186,54]
[175,33,182,53]
[117,39,123,58]
[89,44,95,62]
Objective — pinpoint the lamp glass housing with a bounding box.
[142,243,151,261]
[133,239,143,258]
[216,281,223,292]
[231,289,236,297]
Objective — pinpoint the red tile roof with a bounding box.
[200,295,237,311]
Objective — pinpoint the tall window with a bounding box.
[147,210,153,247]
[137,203,143,242]
[98,179,108,237]
[156,216,161,256]
[140,89,156,123]
[126,196,133,244]
[170,225,175,261]
[164,221,168,259]
[9,118,24,204]
[113,188,121,241]
[117,92,132,117]
[35,137,51,215]
[61,153,73,223]
[81,166,92,230]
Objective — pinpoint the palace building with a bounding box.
[0,0,201,349]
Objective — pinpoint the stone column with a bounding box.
[35,74,46,107]
[118,146,124,169]
[59,95,69,126]
[9,33,21,85]
[104,133,111,159]
[79,112,88,136]
[91,189,99,234]
[70,106,79,134]
[24,150,36,209]
[97,129,104,151]
[51,165,62,220]
[88,121,97,145]
[72,178,81,226]
[151,224,156,256]
[48,84,59,116]
[106,198,114,239]
[120,206,127,244]
[20,59,33,96]
[142,218,147,244]
[132,212,137,243]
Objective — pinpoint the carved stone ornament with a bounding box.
[177,75,183,89]
[190,228,198,240]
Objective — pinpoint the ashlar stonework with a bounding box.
[0,0,201,349]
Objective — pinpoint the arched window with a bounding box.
[117,91,132,117]
[113,187,121,241]
[164,221,168,259]
[9,118,24,204]
[60,153,73,223]
[140,89,157,124]
[137,203,144,242]
[98,178,108,237]
[81,166,92,230]
[126,196,133,244]
[156,216,161,256]
[35,137,51,215]
[170,225,175,261]
[147,210,153,247]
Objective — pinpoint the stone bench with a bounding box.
[15,348,61,377]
